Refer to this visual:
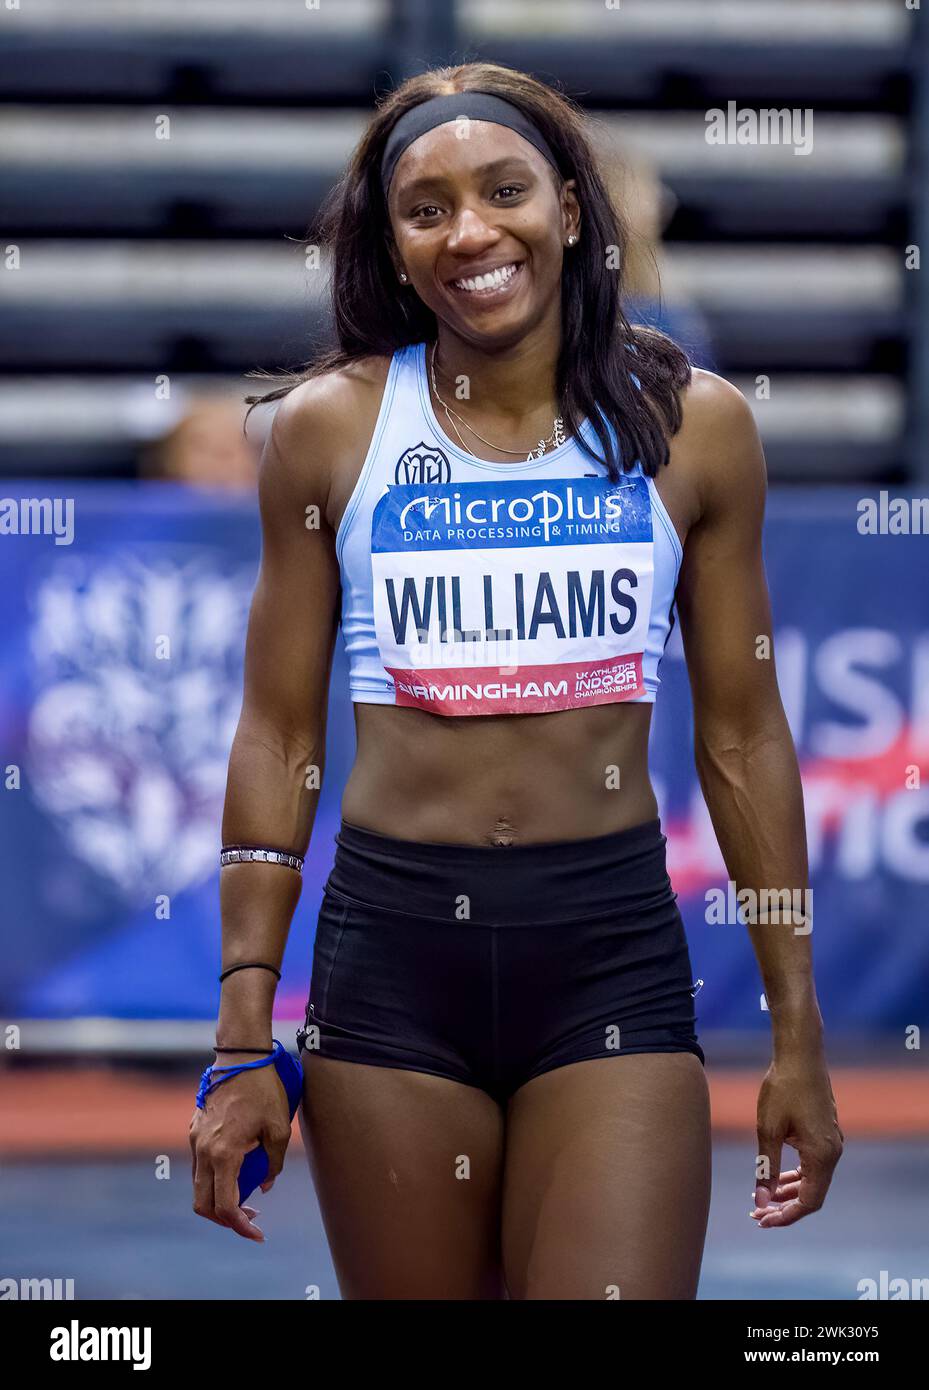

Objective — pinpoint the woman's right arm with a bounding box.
[190,381,342,1241]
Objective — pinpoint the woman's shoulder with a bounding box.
[271,353,396,461]
[263,353,399,523]
[677,367,756,439]
[670,368,766,515]
[265,355,393,498]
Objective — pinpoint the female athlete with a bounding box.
[190,62,843,1300]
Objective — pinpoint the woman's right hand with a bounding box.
[189,1056,295,1242]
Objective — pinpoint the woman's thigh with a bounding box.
[501,1052,711,1300]
[300,1055,507,1300]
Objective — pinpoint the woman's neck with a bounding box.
[431,326,562,433]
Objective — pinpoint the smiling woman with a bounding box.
[247,64,690,482]
[188,61,842,1302]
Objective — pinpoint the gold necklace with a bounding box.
[429,342,566,461]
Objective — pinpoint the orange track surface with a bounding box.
[0,1067,926,1155]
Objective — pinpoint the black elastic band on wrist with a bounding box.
[218,961,282,983]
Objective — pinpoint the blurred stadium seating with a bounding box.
[0,0,923,482]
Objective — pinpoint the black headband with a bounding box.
[380,91,561,197]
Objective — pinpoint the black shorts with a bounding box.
[297,817,704,1104]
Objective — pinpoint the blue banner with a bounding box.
[0,482,926,1031]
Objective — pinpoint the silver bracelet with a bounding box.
[220,845,304,873]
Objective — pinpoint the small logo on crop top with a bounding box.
[394,441,451,486]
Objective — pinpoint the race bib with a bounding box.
[370,475,654,715]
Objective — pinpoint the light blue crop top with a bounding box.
[335,341,683,717]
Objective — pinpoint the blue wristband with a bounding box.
[194,1039,304,1205]
[195,1042,284,1108]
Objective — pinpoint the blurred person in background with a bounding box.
[597,144,716,370]
[140,394,260,489]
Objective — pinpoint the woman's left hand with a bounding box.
[751,1052,844,1228]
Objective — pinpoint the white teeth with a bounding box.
[454,262,519,292]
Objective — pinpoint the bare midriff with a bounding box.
[341,699,658,847]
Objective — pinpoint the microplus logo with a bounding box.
[0,496,74,545]
[49,1320,151,1370]
[391,477,647,548]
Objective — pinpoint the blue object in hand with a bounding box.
[195,1040,305,1206]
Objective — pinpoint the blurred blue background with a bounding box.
[0,487,927,1036]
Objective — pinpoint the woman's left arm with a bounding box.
[673,371,844,1228]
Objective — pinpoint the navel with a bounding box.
[485,815,519,848]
